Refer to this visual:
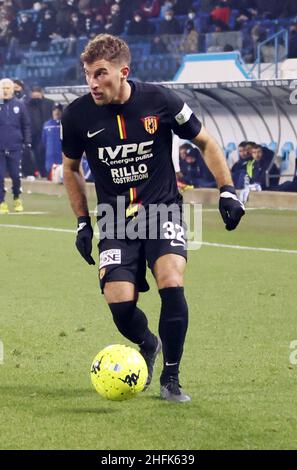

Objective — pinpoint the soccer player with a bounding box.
[62,34,245,402]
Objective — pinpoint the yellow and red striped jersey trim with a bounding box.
[129,187,137,204]
[117,114,127,140]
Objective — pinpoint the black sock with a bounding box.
[158,287,188,384]
[109,301,156,351]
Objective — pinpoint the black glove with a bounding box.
[219,185,245,231]
[76,216,95,265]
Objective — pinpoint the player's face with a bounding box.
[84,59,129,106]
[0,82,14,99]
[252,148,263,161]
[238,145,247,159]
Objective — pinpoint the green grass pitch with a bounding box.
[0,193,297,450]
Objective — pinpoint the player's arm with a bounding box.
[164,86,244,230]
[63,154,95,265]
[192,126,245,231]
[191,125,233,189]
[63,153,89,217]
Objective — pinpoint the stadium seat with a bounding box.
[268,141,277,152]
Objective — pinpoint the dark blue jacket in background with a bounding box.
[42,119,62,173]
[0,97,31,150]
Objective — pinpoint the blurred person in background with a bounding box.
[13,79,36,176]
[210,0,231,27]
[42,103,63,177]
[0,78,31,214]
[245,144,279,190]
[35,8,57,48]
[104,2,125,35]
[178,145,201,187]
[231,141,252,189]
[13,78,26,100]
[288,22,297,59]
[180,18,198,53]
[26,85,54,177]
[127,11,151,36]
[159,9,182,35]
[140,0,160,18]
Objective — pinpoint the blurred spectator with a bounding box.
[231,141,252,189]
[0,17,10,47]
[104,3,125,35]
[140,0,160,18]
[0,78,31,213]
[26,85,54,177]
[159,9,182,35]
[183,8,197,31]
[13,78,26,100]
[180,20,198,53]
[67,11,86,37]
[127,12,151,35]
[178,143,200,187]
[233,8,253,31]
[54,0,77,37]
[210,1,231,27]
[245,141,257,159]
[42,103,63,176]
[151,35,168,53]
[246,144,279,189]
[178,144,216,188]
[85,13,105,38]
[14,12,36,44]
[160,0,174,19]
[36,9,56,46]
[288,23,297,59]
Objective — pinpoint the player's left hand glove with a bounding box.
[76,216,95,265]
[219,185,245,231]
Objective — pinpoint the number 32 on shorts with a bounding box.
[162,221,186,247]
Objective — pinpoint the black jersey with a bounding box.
[61,81,201,209]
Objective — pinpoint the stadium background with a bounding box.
[1,0,297,451]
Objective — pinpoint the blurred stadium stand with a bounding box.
[1,0,297,85]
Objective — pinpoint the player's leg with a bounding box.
[7,150,23,212]
[0,152,9,214]
[99,240,160,389]
[153,253,191,402]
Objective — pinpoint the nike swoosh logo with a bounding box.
[87,128,105,138]
[170,240,186,247]
[77,222,87,233]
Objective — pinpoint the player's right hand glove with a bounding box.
[219,185,245,231]
[76,216,95,265]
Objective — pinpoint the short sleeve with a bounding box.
[163,87,202,140]
[61,104,85,159]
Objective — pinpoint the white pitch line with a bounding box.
[202,242,297,254]
[0,223,75,233]
[202,207,297,212]
[7,211,49,215]
[0,222,297,254]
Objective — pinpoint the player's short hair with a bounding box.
[239,141,247,147]
[252,144,261,149]
[80,34,131,66]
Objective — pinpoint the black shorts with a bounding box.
[98,208,188,293]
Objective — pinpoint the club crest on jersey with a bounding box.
[141,116,159,134]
